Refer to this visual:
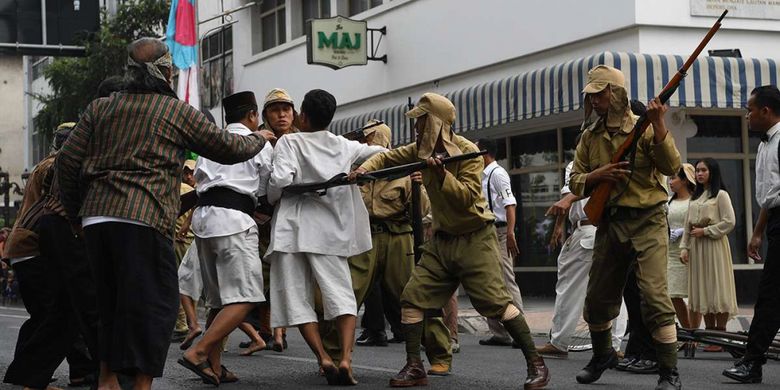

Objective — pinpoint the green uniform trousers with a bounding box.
[584,204,676,333]
[401,224,512,320]
[321,230,452,365]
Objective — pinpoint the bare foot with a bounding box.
[321,359,339,385]
[239,339,267,356]
[338,361,358,385]
[179,326,203,350]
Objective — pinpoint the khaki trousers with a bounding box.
[486,226,525,340]
[584,205,676,333]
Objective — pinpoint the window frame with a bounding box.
[200,26,234,110]
[257,0,287,52]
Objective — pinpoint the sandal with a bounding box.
[204,365,238,384]
[178,357,219,386]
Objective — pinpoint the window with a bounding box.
[348,0,383,16]
[688,116,742,153]
[200,26,233,110]
[303,0,330,25]
[252,0,286,53]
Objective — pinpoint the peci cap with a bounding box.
[582,65,626,94]
[263,88,295,110]
[222,91,258,115]
[405,92,456,126]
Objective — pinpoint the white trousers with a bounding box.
[178,244,203,301]
[550,226,627,351]
[269,251,357,328]
[487,226,525,340]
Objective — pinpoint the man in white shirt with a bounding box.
[266,89,385,386]
[723,85,780,384]
[475,138,524,347]
[536,158,626,359]
[180,91,273,385]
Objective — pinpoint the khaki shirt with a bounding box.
[360,135,494,235]
[176,183,195,241]
[361,176,431,233]
[569,114,681,209]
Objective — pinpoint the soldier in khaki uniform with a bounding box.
[568,65,682,390]
[351,93,548,389]
[321,120,454,375]
[256,88,298,350]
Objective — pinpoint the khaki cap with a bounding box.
[183,159,196,171]
[263,88,294,109]
[582,65,626,94]
[405,93,456,126]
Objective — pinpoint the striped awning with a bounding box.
[330,51,779,144]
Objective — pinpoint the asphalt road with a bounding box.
[0,306,778,390]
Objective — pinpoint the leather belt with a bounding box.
[577,219,592,228]
[370,222,389,234]
[494,221,507,228]
[197,187,255,216]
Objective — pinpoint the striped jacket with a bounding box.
[57,92,265,239]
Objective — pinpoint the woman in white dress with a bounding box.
[680,158,738,352]
[667,163,696,330]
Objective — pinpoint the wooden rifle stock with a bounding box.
[583,10,727,226]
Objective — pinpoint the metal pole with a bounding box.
[220,0,226,128]
[40,0,47,45]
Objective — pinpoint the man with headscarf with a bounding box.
[56,38,274,390]
[3,122,98,389]
[351,93,548,389]
[321,119,453,376]
[567,65,682,390]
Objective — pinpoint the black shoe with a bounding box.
[239,339,252,349]
[626,359,659,375]
[356,330,370,343]
[722,359,762,384]
[655,367,682,390]
[615,356,639,372]
[356,330,388,347]
[575,350,618,384]
[479,336,513,346]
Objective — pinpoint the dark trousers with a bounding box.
[623,263,657,361]
[744,210,780,363]
[4,255,88,388]
[84,222,178,377]
[361,280,402,337]
[39,214,100,356]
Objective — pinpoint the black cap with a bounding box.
[222,91,258,115]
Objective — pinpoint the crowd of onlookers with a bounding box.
[0,227,20,304]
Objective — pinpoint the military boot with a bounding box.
[655,367,682,390]
[575,349,618,384]
[524,356,550,389]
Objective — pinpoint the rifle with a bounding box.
[284,150,488,195]
[340,120,387,142]
[409,97,425,262]
[583,9,727,226]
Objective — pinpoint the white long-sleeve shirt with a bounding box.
[191,122,273,238]
[266,131,385,257]
[756,122,780,210]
